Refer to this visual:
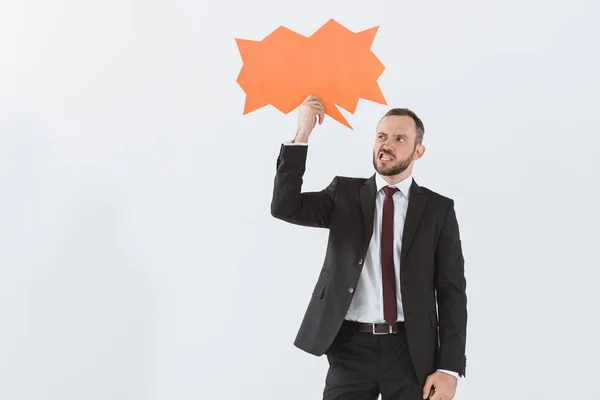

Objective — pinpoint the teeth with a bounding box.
[381,155,391,160]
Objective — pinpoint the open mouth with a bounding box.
[379,152,394,161]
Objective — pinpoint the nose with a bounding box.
[384,136,395,147]
[382,140,394,152]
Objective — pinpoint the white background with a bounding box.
[1,0,599,399]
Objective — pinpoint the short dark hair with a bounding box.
[380,108,425,146]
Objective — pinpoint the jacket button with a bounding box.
[348,287,354,294]
[358,259,363,265]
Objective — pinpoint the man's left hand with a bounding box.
[422,371,457,400]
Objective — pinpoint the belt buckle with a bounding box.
[372,323,394,335]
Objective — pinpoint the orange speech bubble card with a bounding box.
[235,19,387,129]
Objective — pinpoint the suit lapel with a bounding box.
[401,179,428,262]
[360,175,377,250]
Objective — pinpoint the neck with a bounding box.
[381,169,412,185]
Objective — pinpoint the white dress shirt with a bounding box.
[345,172,412,323]
[283,141,459,379]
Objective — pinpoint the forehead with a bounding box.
[376,115,417,138]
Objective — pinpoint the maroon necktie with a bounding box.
[382,186,399,325]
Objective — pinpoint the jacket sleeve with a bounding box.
[434,199,468,377]
[270,144,339,228]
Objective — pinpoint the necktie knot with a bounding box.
[383,186,399,197]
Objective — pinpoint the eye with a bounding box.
[396,137,405,142]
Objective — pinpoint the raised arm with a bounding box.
[270,95,338,228]
[270,144,339,228]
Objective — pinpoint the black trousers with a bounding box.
[323,321,423,400]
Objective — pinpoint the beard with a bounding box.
[373,151,413,176]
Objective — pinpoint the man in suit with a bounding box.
[270,95,467,400]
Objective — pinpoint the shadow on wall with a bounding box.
[12,185,157,400]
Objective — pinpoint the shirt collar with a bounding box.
[374,173,413,199]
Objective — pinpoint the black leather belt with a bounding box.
[343,320,405,335]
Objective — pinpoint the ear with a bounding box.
[413,144,426,160]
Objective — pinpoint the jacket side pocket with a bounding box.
[312,270,329,299]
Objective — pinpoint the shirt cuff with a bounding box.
[283,140,308,146]
[437,369,460,379]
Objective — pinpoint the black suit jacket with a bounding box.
[270,144,467,383]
